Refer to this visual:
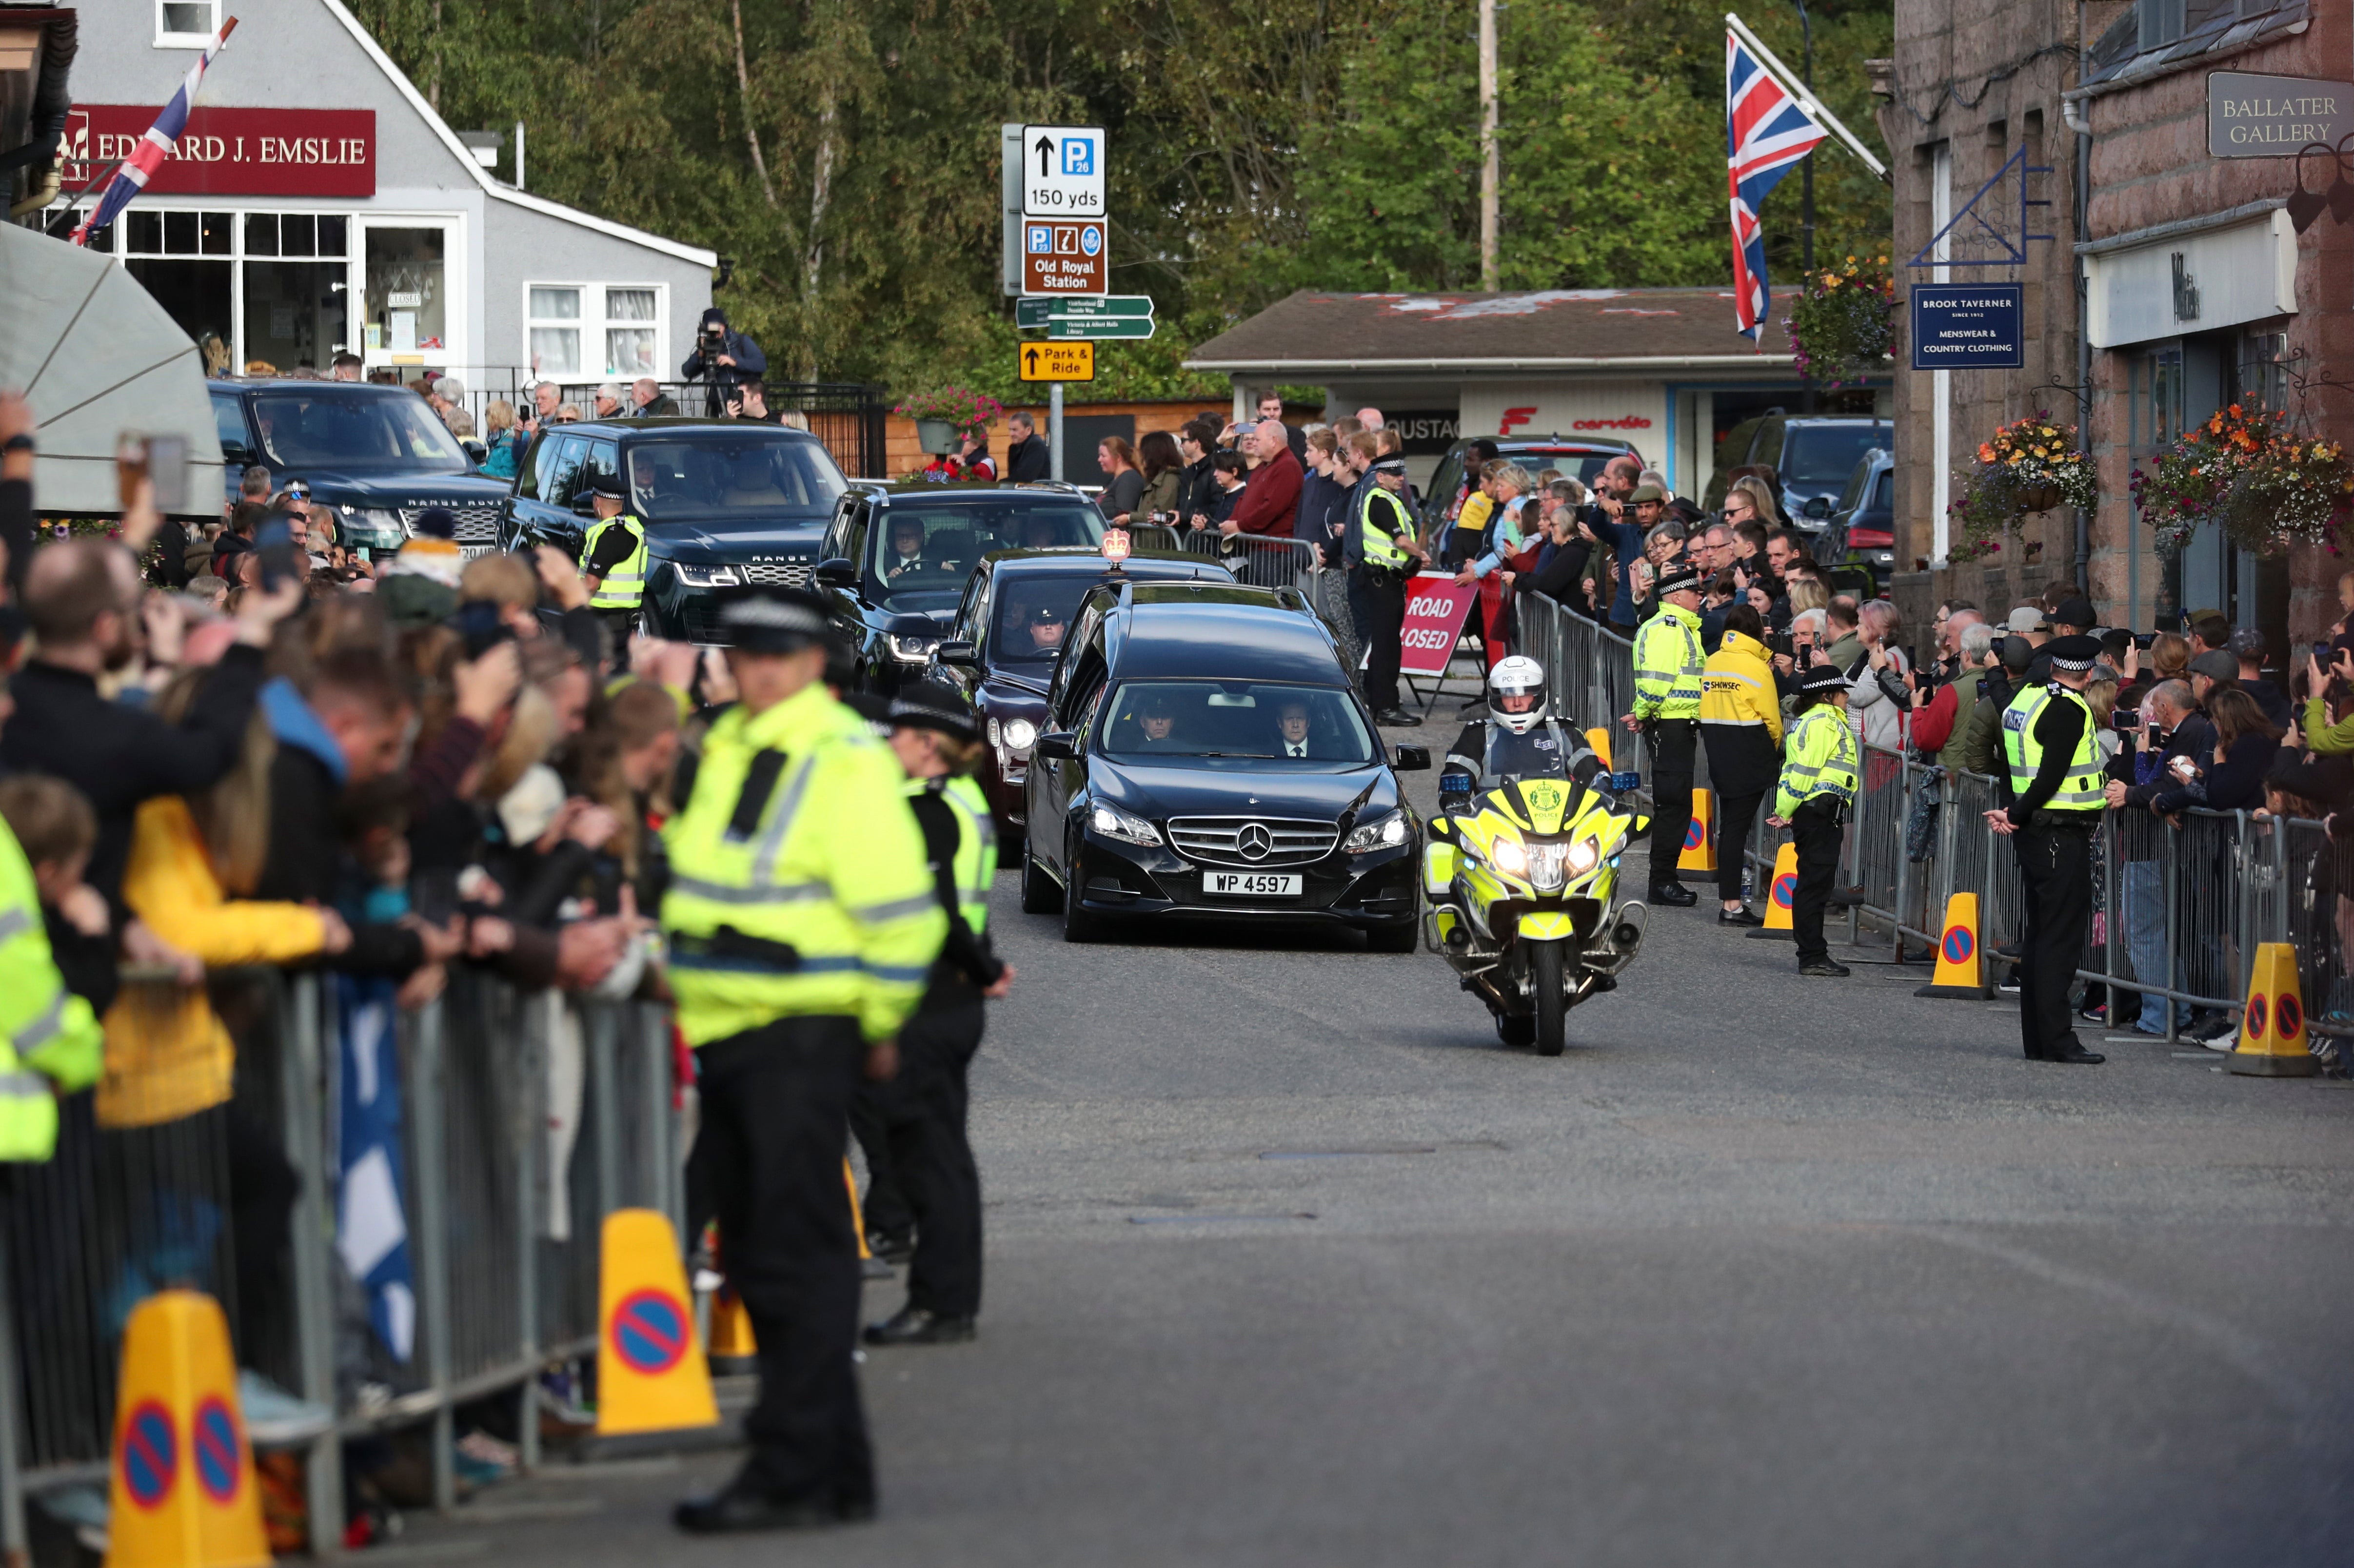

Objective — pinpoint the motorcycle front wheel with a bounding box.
[1531,940,1568,1057]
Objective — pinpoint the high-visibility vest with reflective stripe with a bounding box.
[1632,602,1705,720]
[2001,683,2106,813]
[0,821,102,1162]
[661,684,947,1046]
[1358,484,1414,570]
[1773,705,1860,821]
[912,773,997,940]
[583,513,649,611]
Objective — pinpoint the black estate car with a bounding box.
[209,379,512,556]
[931,547,1237,834]
[497,419,847,642]
[1016,580,1429,947]
[813,481,1107,694]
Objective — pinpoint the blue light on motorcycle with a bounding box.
[1609,770,1642,792]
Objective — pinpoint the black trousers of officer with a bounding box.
[850,1002,984,1317]
[1354,565,1408,714]
[1644,719,1698,888]
[1788,797,1845,966]
[2014,818,2097,1059]
[1715,789,1767,905]
[685,1017,873,1509]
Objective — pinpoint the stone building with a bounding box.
[1876,0,2351,649]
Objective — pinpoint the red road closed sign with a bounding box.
[1399,572,1478,677]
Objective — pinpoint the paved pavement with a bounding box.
[381,713,2354,1568]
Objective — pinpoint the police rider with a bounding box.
[1440,655,1602,814]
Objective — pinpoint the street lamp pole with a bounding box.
[1796,0,1815,413]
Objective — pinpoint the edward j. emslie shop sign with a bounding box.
[61,107,376,198]
[2208,72,2352,159]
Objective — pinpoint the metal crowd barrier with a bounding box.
[0,969,682,1558]
[1512,590,2343,1057]
[1181,532,1360,676]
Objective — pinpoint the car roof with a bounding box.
[986,549,1231,580]
[1093,584,1345,684]
[574,418,827,440]
[1455,435,1638,454]
[856,481,1093,501]
[215,378,412,397]
[1775,416,1890,426]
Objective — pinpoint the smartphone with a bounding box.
[2113,711,2142,735]
[449,599,514,660]
[1766,630,1795,658]
[2133,631,2158,649]
[116,433,190,513]
[2317,642,2335,664]
[253,519,301,592]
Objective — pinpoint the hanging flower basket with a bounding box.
[1783,255,1895,388]
[2131,404,2354,557]
[892,387,1005,454]
[1945,412,2097,565]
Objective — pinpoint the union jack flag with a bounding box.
[70,15,238,247]
[1726,29,1825,341]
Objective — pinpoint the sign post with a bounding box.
[1010,124,1109,483]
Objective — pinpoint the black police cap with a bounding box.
[720,589,829,653]
[888,681,981,744]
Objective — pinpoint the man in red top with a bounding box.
[1224,420,1302,538]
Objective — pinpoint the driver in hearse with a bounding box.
[884,516,931,580]
[1022,604,1068,656]
[1133,694,1184,751]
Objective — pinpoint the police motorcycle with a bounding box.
[1420,658,1649,1056]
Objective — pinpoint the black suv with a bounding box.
[1418,435,1641,535]
[1703,413,1891,529]
[813,481,1106,694]
[496,418,848,642]
[208,379,512,557]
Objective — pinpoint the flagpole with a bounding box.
[1725,11,1887,181]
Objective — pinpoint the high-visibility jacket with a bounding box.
[583,513,649,611]
[921,773,996,939]
[1698,629,1783,746]
[1773,704,1861,821]
[0,820,103,1161]
[1631,601,1704,722]
[2001,684,2106,814]
[661,684,946,1046]
[1358,484,1415,570]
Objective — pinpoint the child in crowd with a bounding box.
[0,774,115,1014]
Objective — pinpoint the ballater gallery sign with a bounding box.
[2207,72,2352,159]
[60,107,376,197]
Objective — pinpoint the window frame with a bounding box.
[155,0,221,47]
[522,280,670,383]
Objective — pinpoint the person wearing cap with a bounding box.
[665,590,946,1533]
[853,682,1013,1348]
[1624,563,1706,906]
[1022,603,1068,657]
[1986,632,2109,1064]
[578,470,649,642]
[1769,662,1859,975]
[2228,626,2291,730]
[1354,446,1432,727]
[2187,648,2240,710]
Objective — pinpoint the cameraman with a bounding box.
[679,307,767,412]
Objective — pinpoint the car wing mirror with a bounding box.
[935,639,978,667]
[1802,495,1831,520]
[814,556,856,588]
[1392,743,1432,771]
[1032,731,1077,760]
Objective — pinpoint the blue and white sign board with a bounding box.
[1909,284,2024,370]
[1022,125,1106,217]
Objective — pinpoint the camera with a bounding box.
[1766,629,1795,658]
[699,324,726,351]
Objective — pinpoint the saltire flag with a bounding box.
[69,14,238,247]
[1726,29,1826,341]
[335,975,415,1363]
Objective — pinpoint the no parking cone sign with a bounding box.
[104,1291,267,1568]
[2229,943,2317,1077]
[1915,893,1988,999]
[595,1209,720,1436]
[1745,843,1798,941]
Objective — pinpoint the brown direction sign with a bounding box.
[1021,219,1108,296]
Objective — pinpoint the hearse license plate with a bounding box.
[1203,871,1302,898]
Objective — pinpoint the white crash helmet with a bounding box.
[1487,655,1549,735]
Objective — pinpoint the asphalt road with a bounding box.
[385,713,2354,1568]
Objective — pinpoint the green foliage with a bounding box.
[349,0,1890,396]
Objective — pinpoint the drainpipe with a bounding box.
[2064,81,2092,598]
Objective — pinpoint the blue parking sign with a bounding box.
[1028,225,1052,254]
[1062,137,1094,176]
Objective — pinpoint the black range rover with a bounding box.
[208,379,513,557]
[496,419,848,641]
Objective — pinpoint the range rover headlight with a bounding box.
[1343,810,1410,853]
[888,633,938,664]
[672,563,742,588]
[338,506,404,542]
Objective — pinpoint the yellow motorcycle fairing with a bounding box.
[1517,910,1576,940]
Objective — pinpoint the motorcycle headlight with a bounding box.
[1565,836,1602,878]
[1489,837,1528,877]
[672,563,742,588]
[1526,841,1570,893]
[888,633,938,664]
[1343,809,1410,854]
[1088,801,1162,847]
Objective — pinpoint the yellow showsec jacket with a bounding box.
[1699,630,1783,747]
[102,797,328,1128]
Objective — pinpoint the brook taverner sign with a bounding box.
[2207,72,2353,159]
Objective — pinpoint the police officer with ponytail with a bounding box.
[856,681,1015,1347]
[1768,663,1860,978]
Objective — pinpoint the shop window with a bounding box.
[122,210,237,373]
[527,283,666,381]
[155,0,220,45]
[2128,347,2184,454]
[243,215,351,374]
[2235,332,2288,415]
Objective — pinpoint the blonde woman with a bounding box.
[481,400,525,479]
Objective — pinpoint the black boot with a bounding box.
[1649,881,1698,907]
[862,1305,977,1346]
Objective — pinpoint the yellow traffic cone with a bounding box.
[706,1287,758,1376]
[594,1209,720,1437]
[1915,892,1988,999]
[1677,789,1716,875]
[103,1291,269,1568]
[2229,942,2317,1077]
[1744,843,1798,941]
[1585,726,1613,770]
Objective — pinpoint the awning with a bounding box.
[0,219,224,514]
